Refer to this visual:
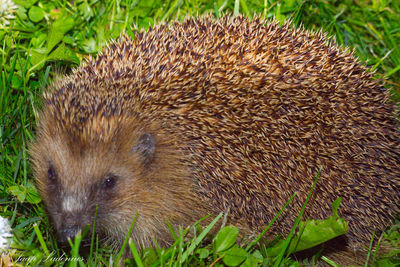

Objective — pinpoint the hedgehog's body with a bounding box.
[31,16,400,263]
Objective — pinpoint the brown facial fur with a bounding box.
[30,110,206,248]
[30,15,399,262]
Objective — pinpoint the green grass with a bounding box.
[1,0,400,266]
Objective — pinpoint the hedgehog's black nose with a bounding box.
[58,225,92,255]
[61,226,79,241]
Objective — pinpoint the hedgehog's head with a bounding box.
[30,105,201,249]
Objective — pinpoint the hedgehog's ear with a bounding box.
[131,133,155,164]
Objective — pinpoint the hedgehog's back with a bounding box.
[140,16,400,247]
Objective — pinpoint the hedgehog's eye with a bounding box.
[103,174,118,190]
[48,164,56,182]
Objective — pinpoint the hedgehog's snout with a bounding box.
[57,211,96,249]
[57,211,85,243]
[55,194,93,245]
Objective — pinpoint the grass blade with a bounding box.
[180,212,223,263]
[273,170,321,266]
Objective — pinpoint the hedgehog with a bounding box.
[30,15,400,264]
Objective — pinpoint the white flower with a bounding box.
[0,216,12,253]
[0,0,18,27]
